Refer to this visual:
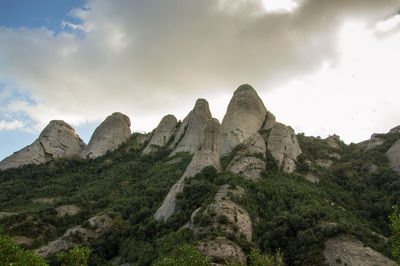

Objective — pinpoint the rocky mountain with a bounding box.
[81,112,131,159]
[1,84,400,266]
[0,120,85,170]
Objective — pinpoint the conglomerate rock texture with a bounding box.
[81,112,131,159]
[0,120,85,170]
[142,114,177,154]
[220,84,267,156]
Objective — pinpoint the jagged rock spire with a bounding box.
[81,112,131,159]
[220,84,267,156]
[170,98,212,156]
[143,114,177,154]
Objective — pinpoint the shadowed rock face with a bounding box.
[0,120,85,170]
[81,112,131,159]
[154,117,221,221]
[228,133,266,181]
[387,139,400,174]
[197,237,247,265]
[220,84,267,156]
[267,122,302,173]
[142,115,177,154]
[170,99,212,156]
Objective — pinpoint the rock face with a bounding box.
[170,99,212,156]
[266,123,302,173]
[324,234,396,266]
[154,117,221,221]
[325,135,341,149]
[228,133,266,181]
[197,237,247,265]
[387,139,400,174]
[358,134,385,150]
[35,213,113,257]
[263,111,276,130]
[220,84,267,156]
[0,120,85,170]
[81,112,131,159]
[143,115,177,154]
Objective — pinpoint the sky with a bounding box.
[0,0,400,161]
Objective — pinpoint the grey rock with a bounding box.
[228,156,265,181]
[387,139,400,174]
[143,115,177,154]
[81,112,131,159]
[324,234,396,266]
[267,122,302,173]
[227,133,267,181]
[325,135,342,149]
[0,120,85,170]
[135,133,151,145]
[35,213,113,257]
[389,125,400,134]
[358,134,385,150]
[263,111,276,130]
[214,185,245,201]
[170,99,212,156]
[197,237,247,265]
[315,159,334,168]
[305,173,320,183]
[154,118,221,221]
[191,200,252,241]
[56,205,81,217]
[220,84,267,155]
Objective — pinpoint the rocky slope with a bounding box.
[81,112,131,159]
[142,114,177,154]
[0,120,85,170]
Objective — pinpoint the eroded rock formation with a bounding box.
[387,139,400,174]
[143,115,177,154]
[81,112,131,159]
[0,120,85,170]
[197,237,247,265]
[170,99,212,156]
[220,84,267,156]
[154,117,221,220]
[266,122,302,173]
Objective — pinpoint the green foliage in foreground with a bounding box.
[0,233,48,266]
[153,244,212,266]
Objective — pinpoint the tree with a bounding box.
[57,246,91,266]
[390,205,400,263]
[0,233,48,266]
[153,243,212,266]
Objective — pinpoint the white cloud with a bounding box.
[0,120,25,131]
[0,0,399,142]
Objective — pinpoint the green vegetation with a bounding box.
[0,131,399,265]
[390,205,400,263]
[57,246,91,266]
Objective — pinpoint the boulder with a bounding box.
[324,234,396,266]
[170,99,212,156]
[263,111,276,130]
[191,200,252,241]
[227,133,266,181]
[358,134,385,150]
[154,118,221,221]
[325,135,341,149]
[143,115,177,154]
[81,112,131,159]
[266,122,302,173]
[387,139,400,174]
[55,205,81,217]
[220,84,267,156]
[197,237,247,265]
[35,213,113,257]
[0,120,85,170]
[228,156,265,181]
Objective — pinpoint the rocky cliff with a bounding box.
[143,114,177,154]
[220,84,267,156]
[154,117,221,220]
[0,120,85,170]
[81,112,131,159]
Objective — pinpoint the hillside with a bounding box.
[1,85,400,265]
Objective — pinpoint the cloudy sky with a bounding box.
[1,0,400,160]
